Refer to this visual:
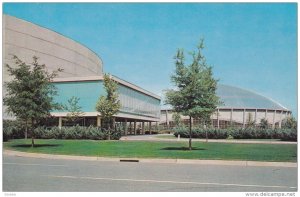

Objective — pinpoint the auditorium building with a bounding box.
[3,14,161,135]
[3,14,291,133]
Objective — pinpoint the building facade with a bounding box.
[3,14,161,134]
[161,84,291,129]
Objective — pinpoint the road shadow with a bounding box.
[161,147,206,151]
[12,144,61,148]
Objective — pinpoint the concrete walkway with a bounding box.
[120,134,297,144]
[3,149,297,168]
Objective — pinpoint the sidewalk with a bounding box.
[120,134,297,145]
[3,149,297,168]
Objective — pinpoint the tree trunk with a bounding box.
[204,124,208,143]
[31,136,35,147]
[31,119,35,147]
[25,120,28,140]
[189,116,192,150]
[112,117,116,131]
[108,120,111,140]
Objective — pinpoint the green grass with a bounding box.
[154,135,281,141]
[155,135,177,139]
[3,139,297,162]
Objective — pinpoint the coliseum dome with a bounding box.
[161,84,291,129]
[217,84,288,110]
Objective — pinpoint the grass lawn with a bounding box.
[154,135,282,141]
[3,139,297,162]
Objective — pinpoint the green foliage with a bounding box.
[165,39,220,122]
[172,112,182,127]
[282,116,297,129]
[259,118,269,129]
[280,129,297,141]
[165,39,220,149]
[64,96,85,125]
[3,120,25,141]
[32,126,122,140]
[95,74,121,130]
[3,55,62,145]
[173,127,297,141]
[246,113,256,128]
[174,127,229,139]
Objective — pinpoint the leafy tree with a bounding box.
[165,39,220,150]
[64,96,85,126]
[282,116,297,129]
[246,113,256,128]
[259,118,269,129]
[172,112,182,127]
[95,74,121,140]
[3,55,62,146]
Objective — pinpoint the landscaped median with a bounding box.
[3,139,297,162]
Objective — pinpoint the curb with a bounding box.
[3,150,297,168]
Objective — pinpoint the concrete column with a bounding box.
[149,122,152,135]
[279,110,283,128]
[156,122,158,132]
[166,110,170,129]
[97,116,101,127]
[255,109,257,125]
[124,119,128,136]
[230,108,233,126]
[265,109,267,119]
[243,109,246,128]
[272,110,276,129]
[58,117,62,129]
[134,120,137,135]
[142,122,145,135]
[217,109,220,129]
[130,122,132,135]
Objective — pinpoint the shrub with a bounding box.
[32,126,122,140]
[173,127,229,139]
[3,120,25,141]
[173,126,297,141]
[278,129,297,141]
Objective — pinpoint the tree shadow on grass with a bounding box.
[12,144,61,148]
[161,147,206,151]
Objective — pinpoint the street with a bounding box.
[3,155,297,192]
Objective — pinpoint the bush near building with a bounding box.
[173,127,297,141]
[3,123,122,141]
[3,120,25,141]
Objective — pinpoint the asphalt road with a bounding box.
[3,155,297,192]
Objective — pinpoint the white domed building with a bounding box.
[160,84,291,129]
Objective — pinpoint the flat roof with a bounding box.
[52,75,161,100]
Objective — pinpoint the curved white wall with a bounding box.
[3,14,103,81]
[3,14,103,119]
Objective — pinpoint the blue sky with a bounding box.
[3,3,297,116]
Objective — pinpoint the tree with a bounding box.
[165,39,220,150]
[3,55,62,146]
[64,96,85,126]
[246,113,256,128]
[259,118,269,129]
[95,74,121,140]
[172,112,182,127]
[282,116,297,129]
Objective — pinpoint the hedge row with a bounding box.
[33,126,122,140]
[3,120,25,141]
[173,127,297,141]
[4,124,122,141]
